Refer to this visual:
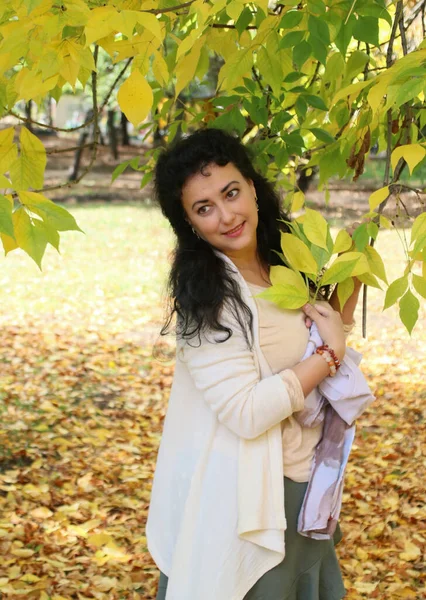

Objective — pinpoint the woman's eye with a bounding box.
[227,189,238,198]
[198,206,209,215]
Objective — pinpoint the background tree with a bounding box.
[0,0,425,332]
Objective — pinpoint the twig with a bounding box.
[45,143,95,155]
[399,7,408,55]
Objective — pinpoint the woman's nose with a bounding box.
[219,205,236,224]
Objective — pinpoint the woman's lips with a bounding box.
[224,222,245,237]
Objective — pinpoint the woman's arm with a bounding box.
[328,277,363,325]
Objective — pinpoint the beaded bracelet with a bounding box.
[315,345,341,377]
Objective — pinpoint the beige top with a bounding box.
[247,282,325,483]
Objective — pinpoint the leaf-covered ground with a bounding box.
[0,205,425,599]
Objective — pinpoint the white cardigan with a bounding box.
[146,251,302,600]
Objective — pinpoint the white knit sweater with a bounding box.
[146,250,304,600]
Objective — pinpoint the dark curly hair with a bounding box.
[154,127,292,348]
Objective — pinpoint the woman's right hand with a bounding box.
[302,302,346,361]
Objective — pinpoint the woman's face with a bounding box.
[181,162,258,262]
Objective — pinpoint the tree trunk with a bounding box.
[120,112,130,146]
[46,97,53,127]
[68,132,89,182]
[107,109,119,160]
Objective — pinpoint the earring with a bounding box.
[255,195,259,211]
[192,226,200,239]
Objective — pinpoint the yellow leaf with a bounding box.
[136,11,163,42]
[59,55,80,88]
[303,208,328,250]
[291,191,305,212]
[117,69,153,128]
[19,574,41,582]
[88,533,113,547]
[84,6,120,47]
[332,79,372,105]
[410,211,426,245]
[11,548,35,557]
[364,245,388,283]
[280,232,318,275]
[175,40,202,97]
[332,229,353,254]
[391,143,426,175]
[337,277,354,310]
[369,186,389,211]
[30,507,53,519]
[1,232,18,255]
[152,49,169,86]
[0,127,18,174]
[10,127,46,191]
[19,191,82,232]
[380,214,391,229]
[400,541,421,562]
[321,252,369,285]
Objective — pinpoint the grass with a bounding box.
[0,204,174,333]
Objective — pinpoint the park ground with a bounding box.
[0,149,425,599]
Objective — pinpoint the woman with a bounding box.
[146,128,364,600]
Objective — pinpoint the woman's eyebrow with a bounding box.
[192,180,240,209]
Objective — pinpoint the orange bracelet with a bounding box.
[315,345,340,377]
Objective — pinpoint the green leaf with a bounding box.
[310,244,331,270]
[0,194,14,238]
[295,96,308,121]
[280,232,318,275]
[280,30,305,49]
[345,50,370,81]
[364,245,388,284]
[337,277,355,311]
[392,78,425,109]
[271,111,293,134]
[303,208,329,250]
[13,207,47,270]
[309,128,335,144]
[284,72,306,83]
[235,6,252,36]
[334,16,356,55]
[332,229,353,254]
[353,16,379,45]
[18,192,84,233]
[384,276,408,310]
[307,0,326,16]
[304,94,328,111]
[308,15,330,44]
[308,34,327,65]
[412,274,426,299]
[352,223,369,251]
[279,10,303,29]
[366,221,379,240]
[293,41,312,70]
[112,159,132,183]
[358,4,392,26]
[399,289,419,335]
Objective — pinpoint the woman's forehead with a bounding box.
[182,163,242,198]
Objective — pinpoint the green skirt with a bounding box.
[155,477,346,600]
